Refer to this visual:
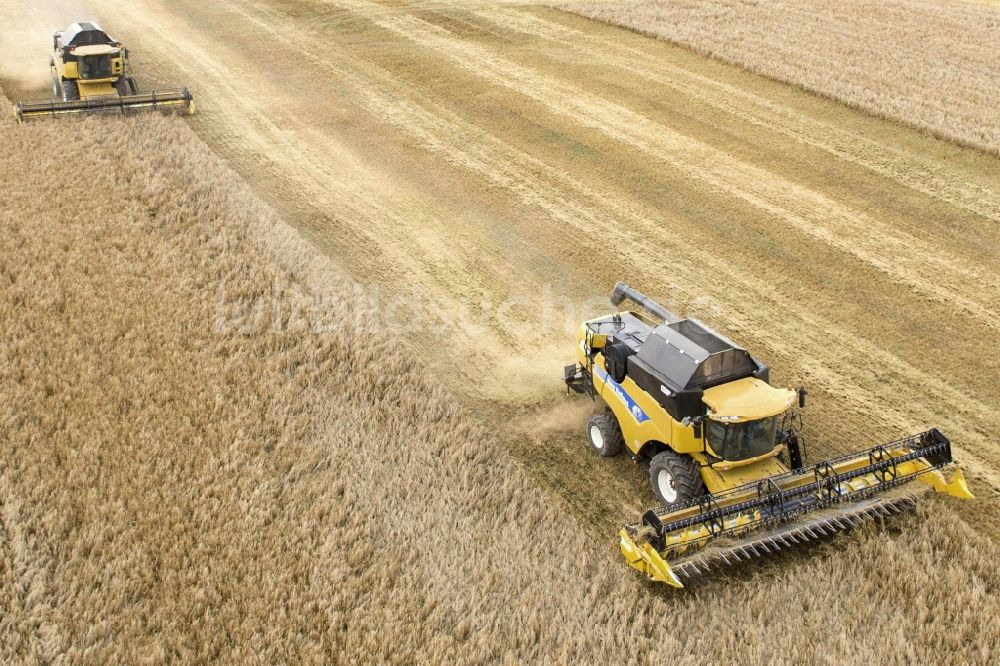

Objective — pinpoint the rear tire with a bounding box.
[62,80,79,101]
[586,413,624,457]
[649,451,704,507]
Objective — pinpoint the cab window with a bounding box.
[79,55,112,79]
[706,417,777,461]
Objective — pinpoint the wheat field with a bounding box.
[2,86,1000,661]
[560,0,1000,155]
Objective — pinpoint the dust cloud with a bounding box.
[518,398,600,437]
[0,0,99,96]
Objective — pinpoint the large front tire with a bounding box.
[586,413,624,457]
[62,80,79,101]
[649,451,704,507]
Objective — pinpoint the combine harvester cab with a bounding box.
[14,21,194,123]
[564,282,972,588]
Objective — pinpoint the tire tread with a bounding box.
[587,412,624,457]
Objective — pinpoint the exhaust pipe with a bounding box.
[610,281,679,323]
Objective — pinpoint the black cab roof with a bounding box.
[60,22,117,48]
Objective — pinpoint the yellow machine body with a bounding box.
[52,43,126,99]
[574,320,795,495]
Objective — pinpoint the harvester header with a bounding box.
[564,282,972,587]
[16,89,194,122]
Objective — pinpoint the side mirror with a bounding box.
[682,416,704,439]
[798,387,808,409]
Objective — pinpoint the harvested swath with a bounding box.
[1,90,999,663]
[558,0,1000,155]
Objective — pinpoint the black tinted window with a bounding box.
[79,55,112,79]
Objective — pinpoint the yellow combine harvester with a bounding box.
[14,22,193,122]
[564,282,972,587]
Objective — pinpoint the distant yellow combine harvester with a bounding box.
[14,21,193,122]
[564,282,972,587]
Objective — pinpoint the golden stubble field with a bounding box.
[1,0,999,661]
[561,0,1000,155]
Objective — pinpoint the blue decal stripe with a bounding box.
[595,366,649,424]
